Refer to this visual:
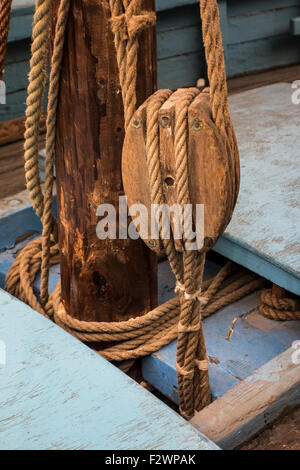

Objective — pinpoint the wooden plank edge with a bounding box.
[227,64,300,95]
[214,235,300,296]
[190,345,300,450]
[0,288,220,450]
[0,114,46,147]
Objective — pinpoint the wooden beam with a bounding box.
[53,0,158,323]
[0,114,46,147]
[190,346,300,449]
[227,64,300,95]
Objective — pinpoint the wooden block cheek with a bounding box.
[159,101,184,252]
[188,104,233,252]
[122,108,163,255]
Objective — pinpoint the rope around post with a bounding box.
[5,0,300,422]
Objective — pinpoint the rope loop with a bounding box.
[259,289,300,321]
[110,4,156,40]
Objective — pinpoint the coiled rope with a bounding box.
[0,0,12,80]
[5,0,299,420]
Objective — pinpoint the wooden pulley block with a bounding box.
[122,87,240,254]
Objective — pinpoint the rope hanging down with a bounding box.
[108,0,238,417]
[5,0,299,422]
[0,0,12,80]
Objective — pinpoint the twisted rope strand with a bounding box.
[40,0,70,307]
[0,0,12,80]
[24,0,52,218]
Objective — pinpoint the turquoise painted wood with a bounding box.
[217,83,300,296]
[227,36,300,77]
[228,0,300,16]
[0,287,218,450]
[7,3,34,43]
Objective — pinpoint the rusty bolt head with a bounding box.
[160,116,171,128]
[191,118,203,131]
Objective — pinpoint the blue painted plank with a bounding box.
[0,288,218,450]
[228,7,300,44]
[143,261,300,405]
[228,0,300,17]
[214,236,300,296]
[158,25,203,61]
[158,52,206,90]
[156,0,199,12]
[217,83,300,295]
[0,200,57,252]
[7,11,34,43]
[227,36,300,77]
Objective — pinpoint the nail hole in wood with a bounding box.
[164,176,175,186]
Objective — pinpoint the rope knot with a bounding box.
[110,8,156,40]
[175,281,208,306]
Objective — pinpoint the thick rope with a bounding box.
[0,0,12,80]
[109,0,156,130]
[5,238,267,356]
[40,0,70,307]
[5,0,299,422]
[24,0,52,219]
[259,289,300,321]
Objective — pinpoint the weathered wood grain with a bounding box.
[215,83,300,295]
[0,135,45,198]
[53,0,158,323]
[191,346,300,450]
[0,114,46,146]
[0,287,219,450]
[122,88,238,253]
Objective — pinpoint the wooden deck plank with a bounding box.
[143,260,300,404]
[214,83,300,295]
[191,346,300,449]
[0,288,218,450]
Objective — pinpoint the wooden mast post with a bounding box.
[53,1,157,328]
